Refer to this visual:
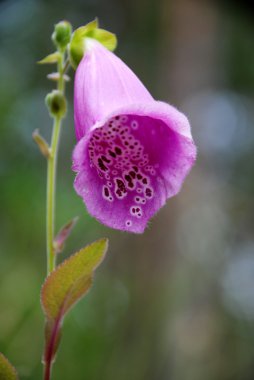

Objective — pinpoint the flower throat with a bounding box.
[88,115,155,227]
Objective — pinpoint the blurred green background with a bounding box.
[1,0,254,379]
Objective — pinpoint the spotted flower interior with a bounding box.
[76,108,184,232]
[84,113,177,232]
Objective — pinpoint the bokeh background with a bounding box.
[1,0,254,379]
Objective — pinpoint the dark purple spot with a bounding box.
[133,166,138,172]
[142,178,148,185]
[108,150,116,158]
[102,155,110,163]
[98,158,108,172]
[145,188,152,197]
[125,175,131,181]
[116,179,126,192]
[104,187,109,197]
[137,174,142,180]
[129,171,136,179]
[115,147,122,155]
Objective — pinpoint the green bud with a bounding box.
[52,21,72,50]
[45,90,67,118]
[69,18,117,69]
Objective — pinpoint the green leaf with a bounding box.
[53,217,79,254]
[38,52,61,64]
[0,353,19,380]
[41,238,108,321]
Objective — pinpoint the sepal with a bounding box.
[32,129,51,158]
[69,18,117,69]
[38,52,61,65]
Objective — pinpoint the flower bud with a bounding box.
[45,90,67,118]
[52,21,72,50]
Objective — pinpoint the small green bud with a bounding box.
[45,90,67,118]
[52,21,72,50]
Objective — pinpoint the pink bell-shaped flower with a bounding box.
[73,39,196,233]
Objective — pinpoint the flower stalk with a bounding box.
[46,51,67,275]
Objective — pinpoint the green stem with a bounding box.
[46,115,61,274]
[46,53,66,275]
[58,53,65,93]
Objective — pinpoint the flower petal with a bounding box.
[74,39,153,140]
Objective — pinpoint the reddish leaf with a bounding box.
[41,238,108,363]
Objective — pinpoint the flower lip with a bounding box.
[73,40,154,141]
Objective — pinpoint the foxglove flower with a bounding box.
[73,39,196,233]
